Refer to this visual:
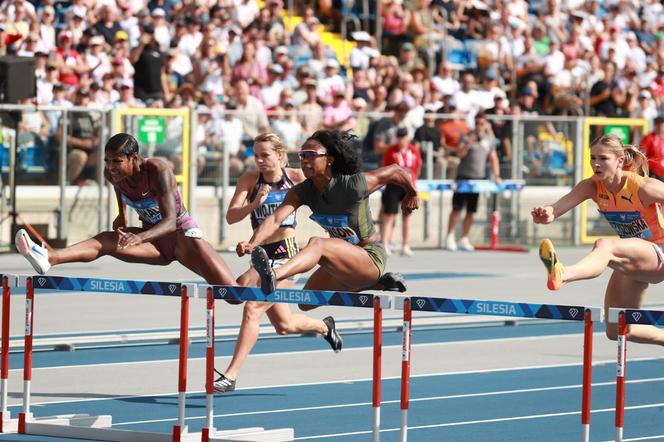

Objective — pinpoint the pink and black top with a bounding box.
[113,158,197,231]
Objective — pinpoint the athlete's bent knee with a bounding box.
[593,237,616,252]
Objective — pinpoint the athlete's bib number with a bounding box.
[309,214,360,244]
[602,211,653,240]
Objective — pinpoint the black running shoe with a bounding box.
[251,246,276,294]
[213,369,236,393]
[322,316,343,353]
[378,272,407,292]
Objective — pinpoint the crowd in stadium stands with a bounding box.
[1,0,664,184]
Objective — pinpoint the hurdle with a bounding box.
[395,295,602,442]
[16,275,200,441]
[608,307,664,442]
[204,285,390,442]
[416,179,526,251]
[0,274,18,433]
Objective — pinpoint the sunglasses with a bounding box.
[298,150,328,160]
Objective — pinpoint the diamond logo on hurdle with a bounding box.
[168,284,177,294]
[632,312,642,322]
[359,295,368,305]
[416,299,426,309]
[217,287,227,298]
[37,277,46,287]
[569,308,579,318]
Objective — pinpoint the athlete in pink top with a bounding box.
[15,132,236,287]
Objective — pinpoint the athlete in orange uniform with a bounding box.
[532,134,664,345]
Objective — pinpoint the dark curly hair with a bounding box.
[306,130,362,175]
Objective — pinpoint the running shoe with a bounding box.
[213,369,236,393]
[539,238,565,291]
[378,272,407,292]
[15,229,51,275]
[251,246,276,294]
[458,237,475,251]
[322,316,343,353]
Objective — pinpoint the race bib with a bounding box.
[309,214,360,244]
[121,194,162,225]
[253,190,295,227]
[602,211,652,240]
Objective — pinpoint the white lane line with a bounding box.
[293,403,664,440]
[111,376,664,427]
[5,332,606,372]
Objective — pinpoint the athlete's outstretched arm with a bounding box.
[226,171,266,224]
[532,178,595,224]
[365,164,419,213]
[639,177,664,207]
[237,190,302,256]
[118,160,178,247]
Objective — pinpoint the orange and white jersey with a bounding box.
[594,171,664,242]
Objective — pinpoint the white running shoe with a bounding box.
[15,229,51,275]
[458,237,475,251]
[401,245,414,257]
[445,233,457,251]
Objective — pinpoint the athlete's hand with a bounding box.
[236,241,253,257]
[117,228,143,248]
[401,193,420,214]
[254,184,271,206]
[112,215,127,231]
[531,206,554,224]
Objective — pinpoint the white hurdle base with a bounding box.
[208,427,294,441]
[21,413,201,441]
[21,414,293,442]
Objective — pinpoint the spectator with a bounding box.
[231,40,267,96]
[438,103,469,179]
[17,97,50,163]
[380,127,422,257]
[129,23,165,102]
[260,64,285,110]
[352,97,370,138]
[589,61,625,117]
[55,30,88,87]
[381,0,411,56]
[39,6,56,51]
[57,87,100,185]
[86,35,111,83]
[94,5,122,45]
[271,100,302,152]
[349,31,374,71]
[233,79,270,141]
[445,111,500,251]
[413,108,441,177]
[632,90,659,127]
[299,78,323,138]
[323,89,354,130]
[151,8,171,51]
[316,59,345,106]
[432,61,459,97]
[217,100,246,177]
[641,116,664,182]
[370,101,410,156]
[114,79,144,107]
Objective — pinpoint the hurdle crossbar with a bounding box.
[608,307,664,442]
[16,275,200,441]
[203,285,390,442]
[416,179,526,250]
[395,295,601,442]
[0,274,18,433]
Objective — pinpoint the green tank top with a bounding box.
[293,172,375,245]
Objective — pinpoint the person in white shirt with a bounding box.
[151,8,171,51]
[259,64,285,109]
[431,60,460,97]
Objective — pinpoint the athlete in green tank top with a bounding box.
[236,129,419,306]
